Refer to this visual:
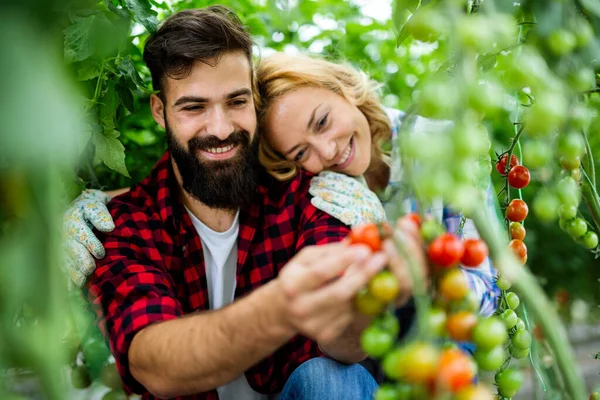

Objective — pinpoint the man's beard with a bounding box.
[166,118,260,211]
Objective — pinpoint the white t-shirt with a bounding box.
[186,208,268,400]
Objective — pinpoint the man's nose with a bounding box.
[206,106,234,140]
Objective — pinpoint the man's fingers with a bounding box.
[295,252,388,310]
[280,244,371,296]
[82,203,115,233]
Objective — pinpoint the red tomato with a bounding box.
[509,222,526,240]
[428,233,465,268]
[508,166,531,189]
[506,199,529,222]
[508,239,527,259]
[460,239,488,267]
[496,154,519,175]
[446,311,478,342]
[437,348,477,392]
[348,223,383,251]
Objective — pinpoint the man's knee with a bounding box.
[285,357,377,398]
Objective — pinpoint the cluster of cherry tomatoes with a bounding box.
[497,154,530,265]
[349,217,527,399]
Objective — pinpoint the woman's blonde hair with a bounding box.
[255,52,392,181]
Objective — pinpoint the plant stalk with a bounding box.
[470,206,587,400]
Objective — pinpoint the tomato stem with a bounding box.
[470,206,587,400]
[391,230,431,338]
[580,172,600,235]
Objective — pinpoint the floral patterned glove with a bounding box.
[309,171,386,227]
[63,189,115,287]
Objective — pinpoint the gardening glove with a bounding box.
[309,171,386,227]
[63,189,114,287]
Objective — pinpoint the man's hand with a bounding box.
[277,242,388,344]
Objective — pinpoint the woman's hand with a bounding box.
[309,171,386,227]
[63,189,115,287]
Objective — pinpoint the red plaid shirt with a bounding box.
[84,152,350,399]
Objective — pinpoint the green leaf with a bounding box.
[93,132,130,177]
[99,81,119,130]
[63,13,112,63]
[118,57,146,90]
[75,59,102,81]
[116,81,135,114]
[123,0,158,33]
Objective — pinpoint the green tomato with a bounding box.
[506,292,520,310]
[419,82,457,118]
[512,329,532,350]
[574,19,594,46]
[582,231,599,249]
[533,191,560,222]
[569,104,594,131]
[374,384,400,400]
[496,275,512,291]
[515,318,526,331]
[556,177,581,206]
[496,368,525,397]
[524,92,568,136]
[474,345,505,371]
[501,309,518,329]
[567,218,588,238]
[510,345,530,359]
[426,307,447,337]
[523,140,552,169]
[355,289,385,316]
[406,7,449,43]
[102,391,128,400]
[382,348,404,380]
[560,156,581,171]
[558,204,578,220]
[469,81,504,115]
[375,312,400,337]
[472,317,508,349]
[569,68,596,93]
[559,218,570,232]
[590,392,600,400]
[547,29,577,56]
[420,218,445,242]
[558,133,585,160]
[360,325,394,358]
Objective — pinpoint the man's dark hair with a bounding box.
[143,6,254,94]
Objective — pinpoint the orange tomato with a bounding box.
[436,348,477,392]
[446,311,478,342]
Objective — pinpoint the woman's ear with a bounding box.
[150,94,166,129]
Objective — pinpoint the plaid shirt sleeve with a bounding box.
[84,200,184,395]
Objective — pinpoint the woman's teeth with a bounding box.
[336,140,352,166]
[206,144,235,154]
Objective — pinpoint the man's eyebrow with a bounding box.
[173,96,208,107]
[226,88,252,99]
[173,89,252,107]
[307,103,322,130]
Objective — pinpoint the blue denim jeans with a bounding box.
[277,357,378,400]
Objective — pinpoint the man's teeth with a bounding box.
[206,144,235,154]
[336,141,352,165]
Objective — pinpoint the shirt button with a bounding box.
[182,245,186,253]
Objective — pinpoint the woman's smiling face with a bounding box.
[263,86,372,177]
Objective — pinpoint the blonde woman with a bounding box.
[64,52,498,316]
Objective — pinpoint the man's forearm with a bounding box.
[318,313,372,364]
[129,279,295,398]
